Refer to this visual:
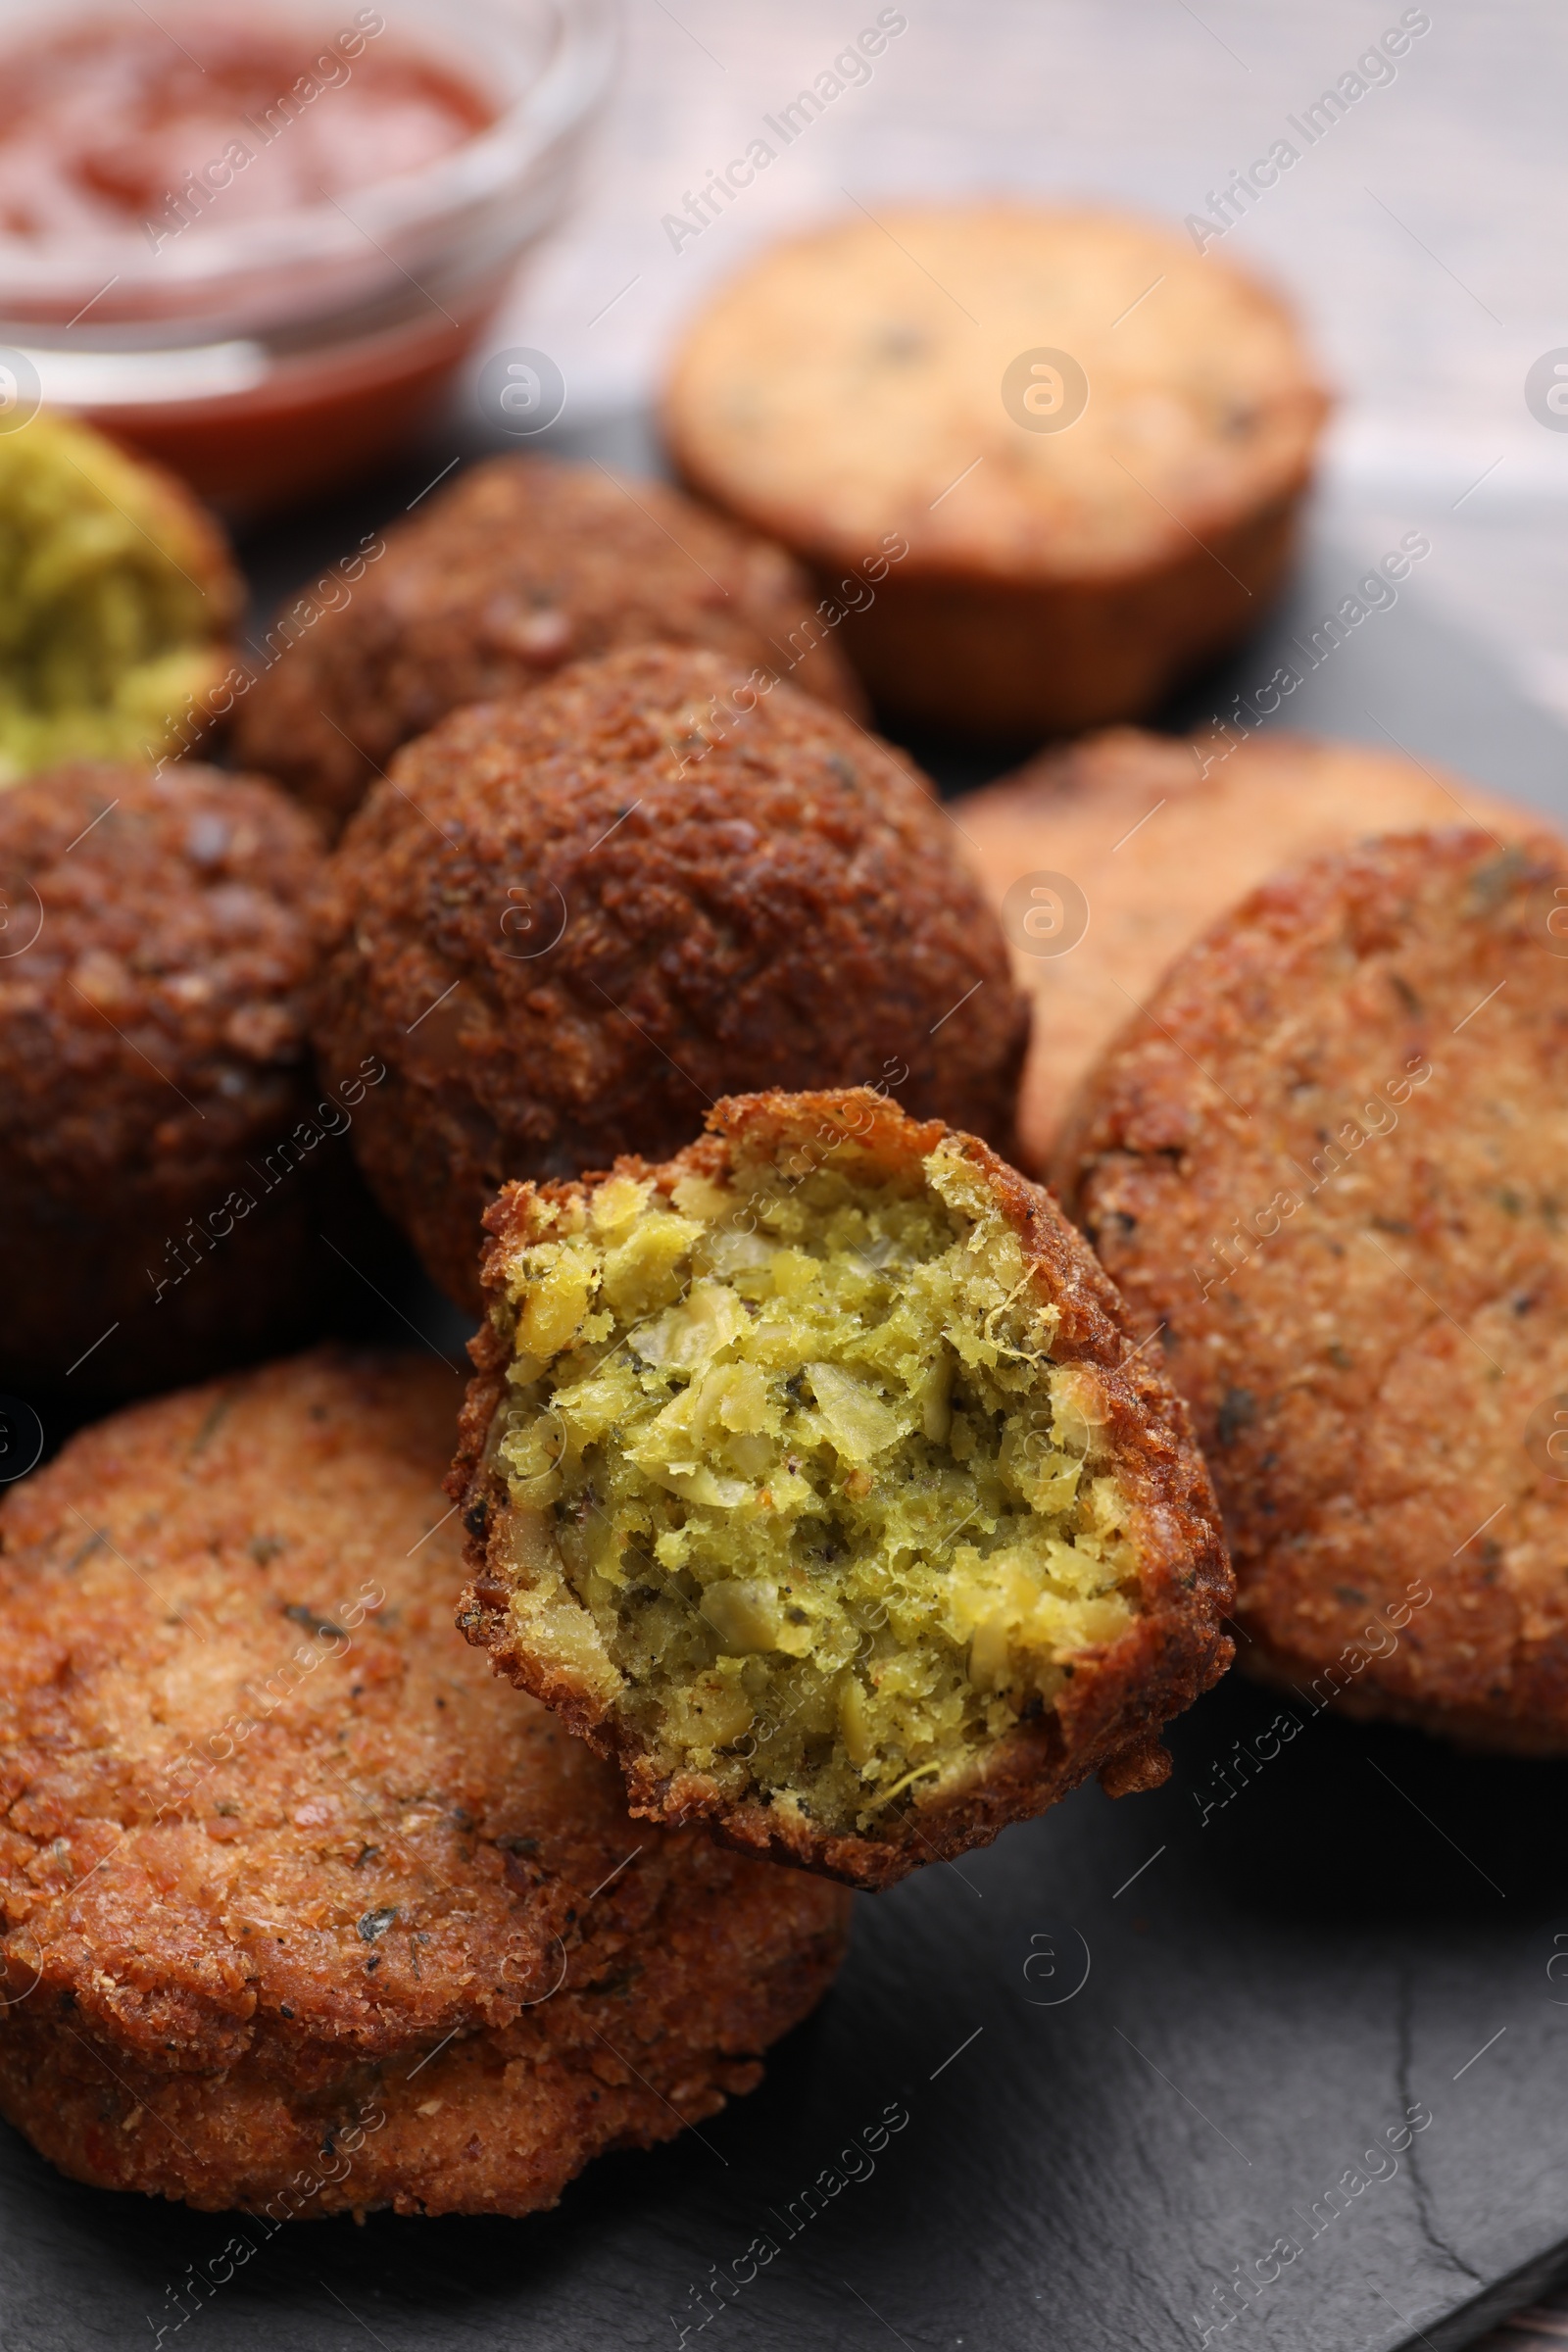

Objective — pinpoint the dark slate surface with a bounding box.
[4,1680,1567,2352]
[4,415,1568,2352]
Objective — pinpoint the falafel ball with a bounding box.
[1055,828,1568,1752]
[0,1349,851,2218]
[0,411,240,782]
[453,1088,1232,1889]
[0,761,336,1396]
[312,646,1031,1313]
[229,455,867,838]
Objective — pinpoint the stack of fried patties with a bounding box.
[0,1352,851,2220]
[649,194,1568,1758]
[949,717,1568,1752]
[0,435,1241,2223]
[8,198,1561,2235]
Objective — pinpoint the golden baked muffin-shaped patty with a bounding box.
[454,1088,1232,1889]
[231,453,866,837]
[0,1350,850,2218]
[956,727,1534,1170]
[665,206,1328,737]
[312,645,1029,1312]
[1055,829,1568,1752]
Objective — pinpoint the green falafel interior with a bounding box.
[0,411,236,782]
[467,1096,1147,1845]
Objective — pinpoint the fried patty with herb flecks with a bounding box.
[957,726,1534,1171]
[664,206,1328,736]
[1055,828,1568,1751]
[0,1350,850,2217]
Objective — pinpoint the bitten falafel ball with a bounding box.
[229,455,867,837]
[0,412,240,782]
[0,1350,851,2217]
[0,762,337,1396]
[312,646,1031,1312]
[454,1089,1232,1890]
[1055,828,1568,1753]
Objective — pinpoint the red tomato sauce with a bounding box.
[0,11,492,241]
[0,12,504,507]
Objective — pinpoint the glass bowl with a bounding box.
[0,0,618,509]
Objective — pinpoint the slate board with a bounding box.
[5,411,1568,2352]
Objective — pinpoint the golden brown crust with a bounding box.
[311,645,1030,1312]
[229,454,866,837]
[0,761,344,1395]
[956,727,1538,1172]
[453,1087,1233,1888]
[0,1350,850,2217]
[794,505,1305,740]
[1054,828,1568,1751]
[664,206,1329,735]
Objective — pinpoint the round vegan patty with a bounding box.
[664,205,1327,737]
[454,1087,1232,1889]
[0,1349,851,2218]
[0,760,335,1396]
[1055,828,1568,1751]
[311,645,1031,1311]
[957,727,1533,1171]
[229,454,867,837]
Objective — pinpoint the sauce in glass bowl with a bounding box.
[0,16,492,240]
[0,1,614,509]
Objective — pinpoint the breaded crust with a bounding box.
[0,761,337,1395]
[311,645,1030,1312]
[956,727,1535,1171]
[0,1351,850,2218]
[229,455,865,837]
[1055,829,1568,1751]
[453,1088,1233,1888]
[664,206,1328,735]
